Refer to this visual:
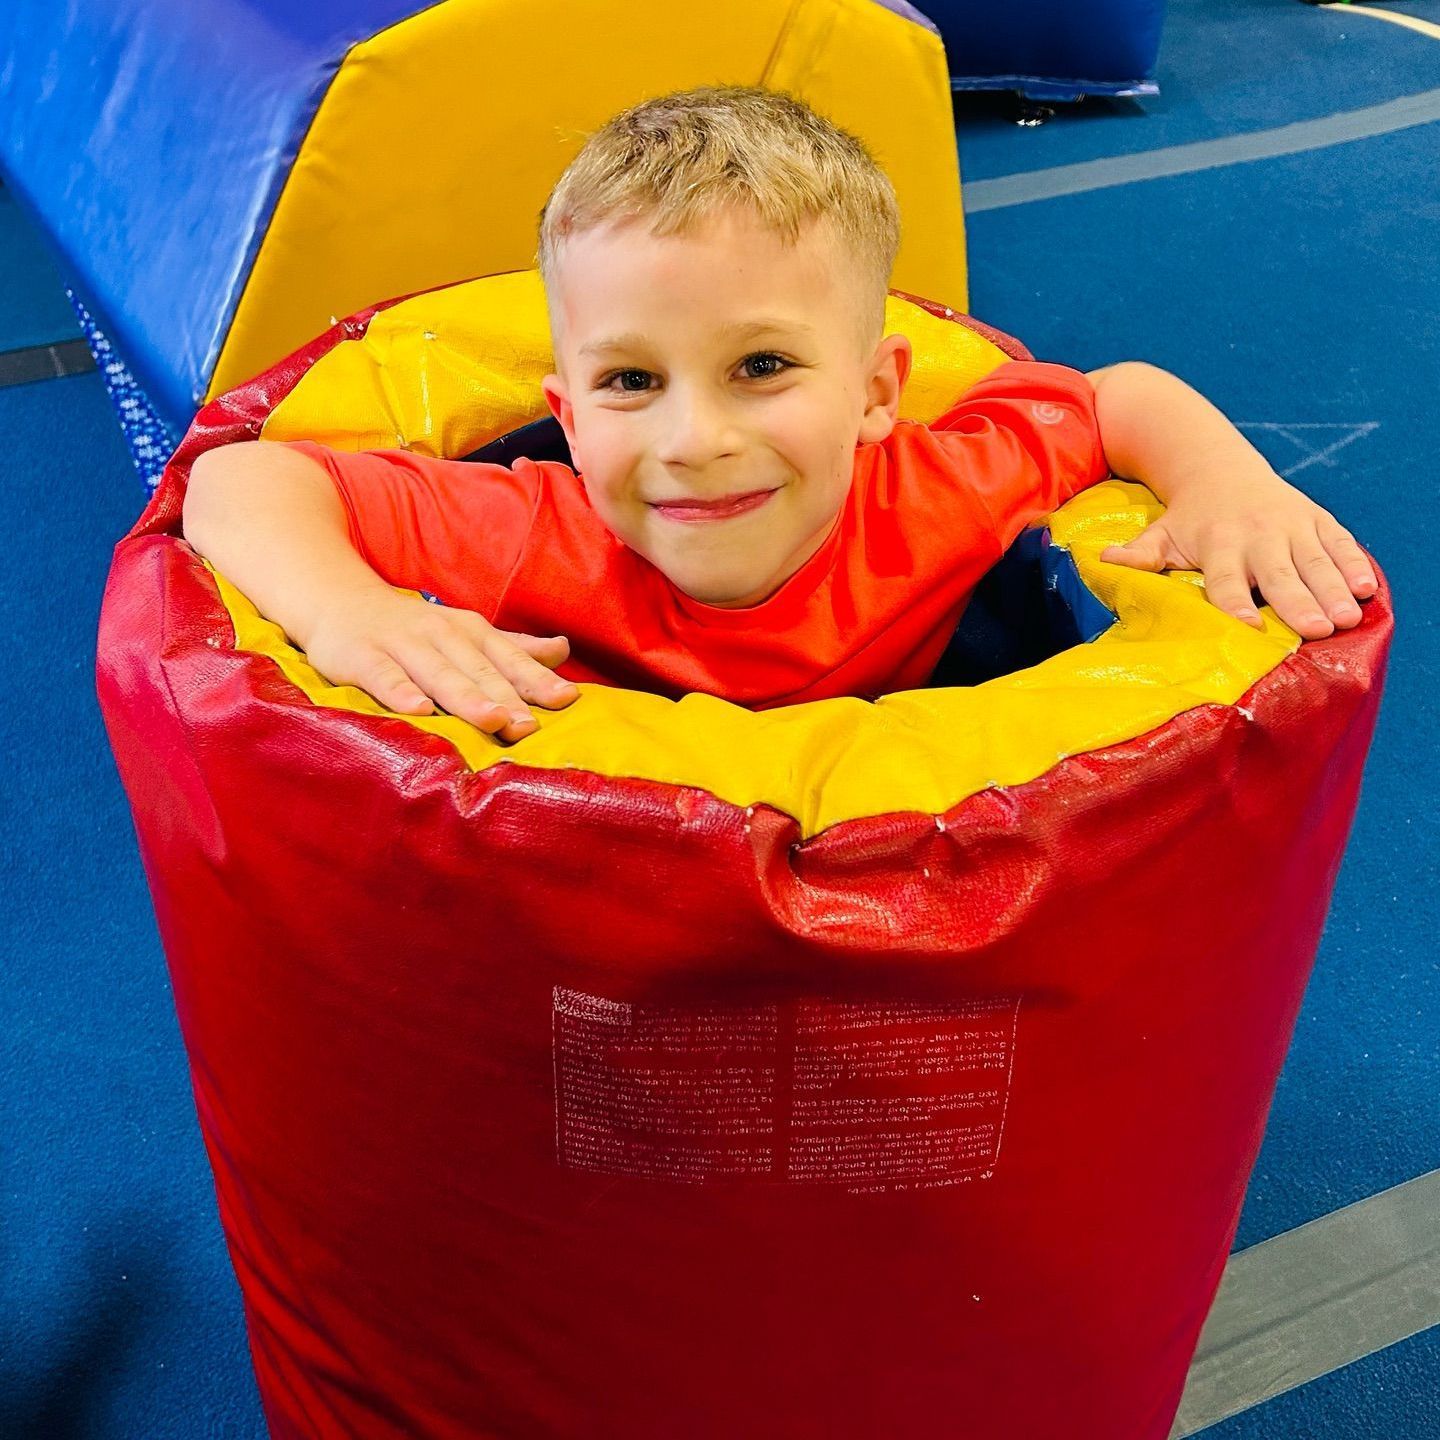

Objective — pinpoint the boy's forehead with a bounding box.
[547,209,863,351]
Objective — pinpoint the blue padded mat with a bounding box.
[0,186,80,351]
[0,0,440,425]
[955,0,1440,180]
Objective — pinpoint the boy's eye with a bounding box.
[600,368,655,393]
[740,352,790,380]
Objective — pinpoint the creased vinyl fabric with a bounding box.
[96,279,1392,1440]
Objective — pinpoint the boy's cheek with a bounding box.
[570,409,627,475]
[580,434,654,507]
[580,468,646,540]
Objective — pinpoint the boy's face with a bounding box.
[541,207,911,608]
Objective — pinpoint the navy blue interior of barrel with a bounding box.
[929,526,1114,687]
[465,416,576,469]
[464,417,1115,687]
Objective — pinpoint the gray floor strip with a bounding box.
[0,339,96,388]
[966,88,1440,212]
[1169,1168,1440,1436]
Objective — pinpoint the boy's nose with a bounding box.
[655,389,742,471]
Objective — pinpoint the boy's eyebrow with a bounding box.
[718,318,816,342]
[578,319,816,359]
[578,333,650,358]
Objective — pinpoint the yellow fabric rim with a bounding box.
[211,480,1298,839]
[217,269,1301,838]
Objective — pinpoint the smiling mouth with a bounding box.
[649,489,779,523]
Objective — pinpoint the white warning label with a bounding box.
[553,989,1020,1192]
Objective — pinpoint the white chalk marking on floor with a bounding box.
[1236,422,1381,480]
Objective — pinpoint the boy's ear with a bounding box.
[857,334,913,444]
[541,374,579,456]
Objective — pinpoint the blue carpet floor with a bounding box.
[0,374,267,1435]
[959,2,1440,1253]
[2,0,1436,1435]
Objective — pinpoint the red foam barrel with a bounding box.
[97,291,1391,1439]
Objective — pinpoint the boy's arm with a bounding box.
[182,441,577,739]
[1085,362,1377,638]
[185,441,393,653]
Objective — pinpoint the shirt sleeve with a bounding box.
[927,360,1111,550]
[280,439,542,614]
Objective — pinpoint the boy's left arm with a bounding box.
[1086,362,1377,638]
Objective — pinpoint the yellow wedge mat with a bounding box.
[209,0,968,402]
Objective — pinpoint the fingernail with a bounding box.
[1332,603,1360,620]
[1235,607,1258,620]
[510,709,534,726]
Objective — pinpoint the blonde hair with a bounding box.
[538,87,900,336]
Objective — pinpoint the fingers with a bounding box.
[492,630,581,704]
[359,654,439,716]
[304,595,578,742]
[425,651,537,737]
[361,636,575,742]
[1246,533,1364,640]
[1293,538,1362,630]
[452,623,579,710]
[1113,488,1377,640]
[362,643,519,737]
[411,623,577,741]
[1197,545,1263,628]
[1099,540,1166,572]
[1240,539,1325,637]
[1099,521,1173,573]
[500,630,572,666]
[1317,517,1378,600]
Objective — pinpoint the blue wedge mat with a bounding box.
[955,0,1440,180]
[0,0,438,426]
[0,185,79,351]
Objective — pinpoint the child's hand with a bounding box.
[1099,469,1378,639]
[302,588,579,742]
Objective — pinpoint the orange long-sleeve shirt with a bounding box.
[285,360,1108,708]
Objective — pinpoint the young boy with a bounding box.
[183,87,1376,745]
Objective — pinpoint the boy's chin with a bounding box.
[672,568,784,610]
